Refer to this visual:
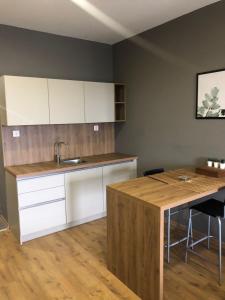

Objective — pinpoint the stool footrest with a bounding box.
[187,235,214,248]
[165,236,188,248]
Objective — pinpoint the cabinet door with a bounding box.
[3,76,49,125]
[65,168,103,223]
[103,160,137,211]
[48,79,85,124]
[84,82,114,123]
[19,200,66,236]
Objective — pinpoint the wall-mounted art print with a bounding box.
[196,69,225,119]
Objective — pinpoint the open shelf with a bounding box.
[115,84,126,122]
[115,102,126,122]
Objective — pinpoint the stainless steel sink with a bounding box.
[62,157,86,164]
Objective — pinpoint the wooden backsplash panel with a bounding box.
[2,123,115,166]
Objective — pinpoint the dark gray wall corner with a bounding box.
[113,1,225,176]
[0,24,113,82]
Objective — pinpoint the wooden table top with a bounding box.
[108,168,225,211]
[5,153,137,179]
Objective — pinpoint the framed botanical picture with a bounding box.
[196,69,225,119]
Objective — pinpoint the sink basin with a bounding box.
[62,157,86,164]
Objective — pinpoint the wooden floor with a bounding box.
[0,218,225,300]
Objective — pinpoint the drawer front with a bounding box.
[17,174,64,194]
[20,200,66,236]
[18,186,65,208]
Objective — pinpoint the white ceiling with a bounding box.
[0,0,220,44]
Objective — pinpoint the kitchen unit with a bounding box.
[5,154,137,244]
[0,75,129,231]
[0,75,125,125]
[0,73,132,243]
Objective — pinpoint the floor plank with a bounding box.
[0,218,224,299]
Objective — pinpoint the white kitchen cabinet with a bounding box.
[6,172,66,244]
[65,167,104,223]
[102,160,137,211]
[0,76,49,125]
[48,79,85,124]
[84,82,114,123]
[19,200,66,236]
[0,75,116,125]
[6,159,137,244]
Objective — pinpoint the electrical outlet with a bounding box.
[94,125,99,132]
[12,130,20,138]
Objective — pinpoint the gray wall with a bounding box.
[0,25,113,81]
[114,1,225,240]
[114,1,225,175]
[0,24,113,218]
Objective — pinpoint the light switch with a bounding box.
[12,130,20,138]
[94,125,99,132]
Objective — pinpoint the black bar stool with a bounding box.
[143,168,190,263]
[186,198,224,284]
[143,168,164,176]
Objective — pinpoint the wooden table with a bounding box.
[107,169,225,300]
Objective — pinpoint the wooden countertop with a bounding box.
[107,168,225,300]
[5,153,137,179]
[108,168,225,211]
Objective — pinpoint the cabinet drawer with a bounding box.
[17,174,64,194]
[18,186,65,208]
[20,200,66,236]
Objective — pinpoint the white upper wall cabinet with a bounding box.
[0,76,116,125]
[0,76,49,125]
[48,79,85,124]
[84,82,115,123]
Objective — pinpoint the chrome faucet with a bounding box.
[54,141,66,164]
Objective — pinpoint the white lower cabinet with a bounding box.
[102,160,137,211]
[6,172,67,243]
[65,167,104,223]
[19,200,66,236]
[6,159,137,244]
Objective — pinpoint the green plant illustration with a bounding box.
[197,87,220,117]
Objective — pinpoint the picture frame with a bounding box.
[196,68,225,119]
